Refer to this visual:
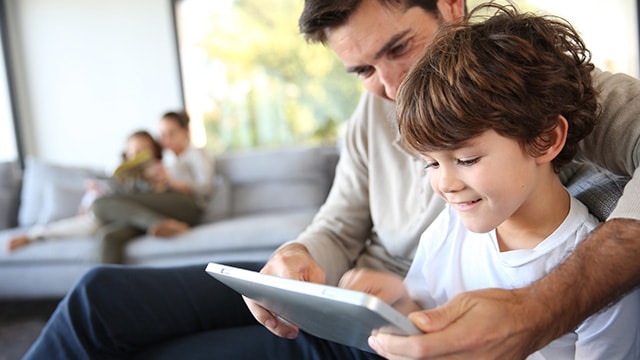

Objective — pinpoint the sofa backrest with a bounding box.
[205,145,339,220]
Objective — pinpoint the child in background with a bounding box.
[7,130,163,252]
[340,4,640,359]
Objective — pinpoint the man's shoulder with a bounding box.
[565,163,628,221]
[350,92,395,122]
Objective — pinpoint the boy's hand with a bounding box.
[339,269,417,314]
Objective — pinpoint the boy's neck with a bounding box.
[495,176,571,252]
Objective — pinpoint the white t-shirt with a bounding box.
[405,196,640,359]
[163,145,214,208]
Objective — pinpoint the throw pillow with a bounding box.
[36,182,87,225]
[18,157,102,226]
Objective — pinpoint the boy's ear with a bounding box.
[535,115,568,165]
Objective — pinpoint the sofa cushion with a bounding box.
[18,157,103,227]
[0,228,97,263]
[199,174,232,223]
[125,209,318,264]
[216,146,338,216]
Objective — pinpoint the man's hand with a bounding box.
[368,288,548,359]
[243,243,325,339]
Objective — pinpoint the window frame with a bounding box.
[0,0,24,168]
[170,0,187,108]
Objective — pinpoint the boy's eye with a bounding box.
[424,161,439,169]
[457,158,479,166]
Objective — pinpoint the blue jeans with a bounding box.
[24,263,383,360]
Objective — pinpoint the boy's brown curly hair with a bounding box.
[397,2,599,171]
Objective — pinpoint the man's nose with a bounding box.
[379,70,402,102]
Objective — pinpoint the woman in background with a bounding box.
[92,111,214,263]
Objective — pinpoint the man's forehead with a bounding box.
[324,0,409,36]
[325,3,437,60]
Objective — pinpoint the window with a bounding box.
[173,0,362,154]
[467,0,639,77]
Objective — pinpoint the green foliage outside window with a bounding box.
[178,0,362,153]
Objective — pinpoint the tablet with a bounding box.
[205,262,421,353]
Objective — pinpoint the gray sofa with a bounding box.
[0,145,339,299]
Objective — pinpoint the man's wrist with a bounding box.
[272,241,309,256]
[276,242,311,257]
[511,285,565,351]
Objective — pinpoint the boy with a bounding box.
[340,4,640,359]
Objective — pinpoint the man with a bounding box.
[26,0,640,359]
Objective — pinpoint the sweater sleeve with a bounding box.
[578,69,640,220]
[291,93,375,285]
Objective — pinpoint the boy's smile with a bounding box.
[449,198,482,212]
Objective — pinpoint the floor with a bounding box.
[0,299,59,360]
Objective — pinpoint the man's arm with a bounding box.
[576,69,640,178]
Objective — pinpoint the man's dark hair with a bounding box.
[299,0,441,44]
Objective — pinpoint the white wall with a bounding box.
[6,0,183,169]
